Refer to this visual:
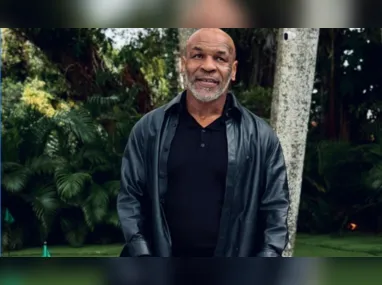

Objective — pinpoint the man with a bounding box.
[117,28,290,257]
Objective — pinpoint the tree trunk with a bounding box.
[270,28,320,257]
[178,28,198,90]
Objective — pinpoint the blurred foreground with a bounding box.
[0,257,381,285]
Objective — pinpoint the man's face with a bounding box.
[182,30,237,103]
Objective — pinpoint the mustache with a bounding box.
[185,67,233,82]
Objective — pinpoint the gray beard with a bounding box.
[184,70,232,102]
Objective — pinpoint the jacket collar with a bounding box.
[164,90,243,121]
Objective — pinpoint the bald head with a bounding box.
[180,28,238,103]
[184,28,236,60]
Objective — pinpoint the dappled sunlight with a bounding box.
[21,78,73,117]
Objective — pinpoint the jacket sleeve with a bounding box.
[257,133,290,257]
[117,121,151,257]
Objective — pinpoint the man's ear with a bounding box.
[231,60,238,81]
[180,56,186,73]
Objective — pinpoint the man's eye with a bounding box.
[193,54,202,59]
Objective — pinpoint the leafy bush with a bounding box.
[299,137,382,234]
[236,86,272,120]
[2,78,139,249]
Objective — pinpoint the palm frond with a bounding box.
[2,163,30,193]
[87,95,120,107]
[25,154,58,175]
[82,183,109,229]
[82,146,110,165]
[363,164,382,191]
[31,183,61,217]
[44,130,60,156]
[105,210,121,228]
[2,130,23,162]
[55,168,92,200]
[103,180,121,197]
[2,162,23,171]
[30,116,54,145]
[31,183,60,234]
[53,108,98,144]
[115,120,135,139]
[81,202,94,230]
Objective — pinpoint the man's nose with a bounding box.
[201,56,217,72]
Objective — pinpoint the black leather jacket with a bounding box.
[117,91,290,257]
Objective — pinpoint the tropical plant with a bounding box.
[2,77,140,248]
[299,130,382,234]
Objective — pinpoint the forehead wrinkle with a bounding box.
[191,44,230,54]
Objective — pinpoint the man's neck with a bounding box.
[186,91,227,119]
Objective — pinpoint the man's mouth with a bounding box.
[195,78,219,87]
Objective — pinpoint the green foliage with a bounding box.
[223,28,278,89]
[1,28,156,249]
[236,86,273,119]
[164,28,180,97]
[2,50,139,249]
[299,134,382,234]
[114,29,173,106]
[2,226,24,251]
[1,78,24,123]
[2,94,134,247]
[60,216,89,247]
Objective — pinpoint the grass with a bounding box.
[2,243,123,257]
[3,234,382,285]
[4,233,382,257]
[294,233,382,257]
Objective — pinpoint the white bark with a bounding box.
[270,28,320,257]
[177,28,198,90]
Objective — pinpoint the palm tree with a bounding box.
[2,88,139,248]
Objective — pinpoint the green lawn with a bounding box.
[3,234,382,285]
[4,233,382,257]
[294,233,382,257]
